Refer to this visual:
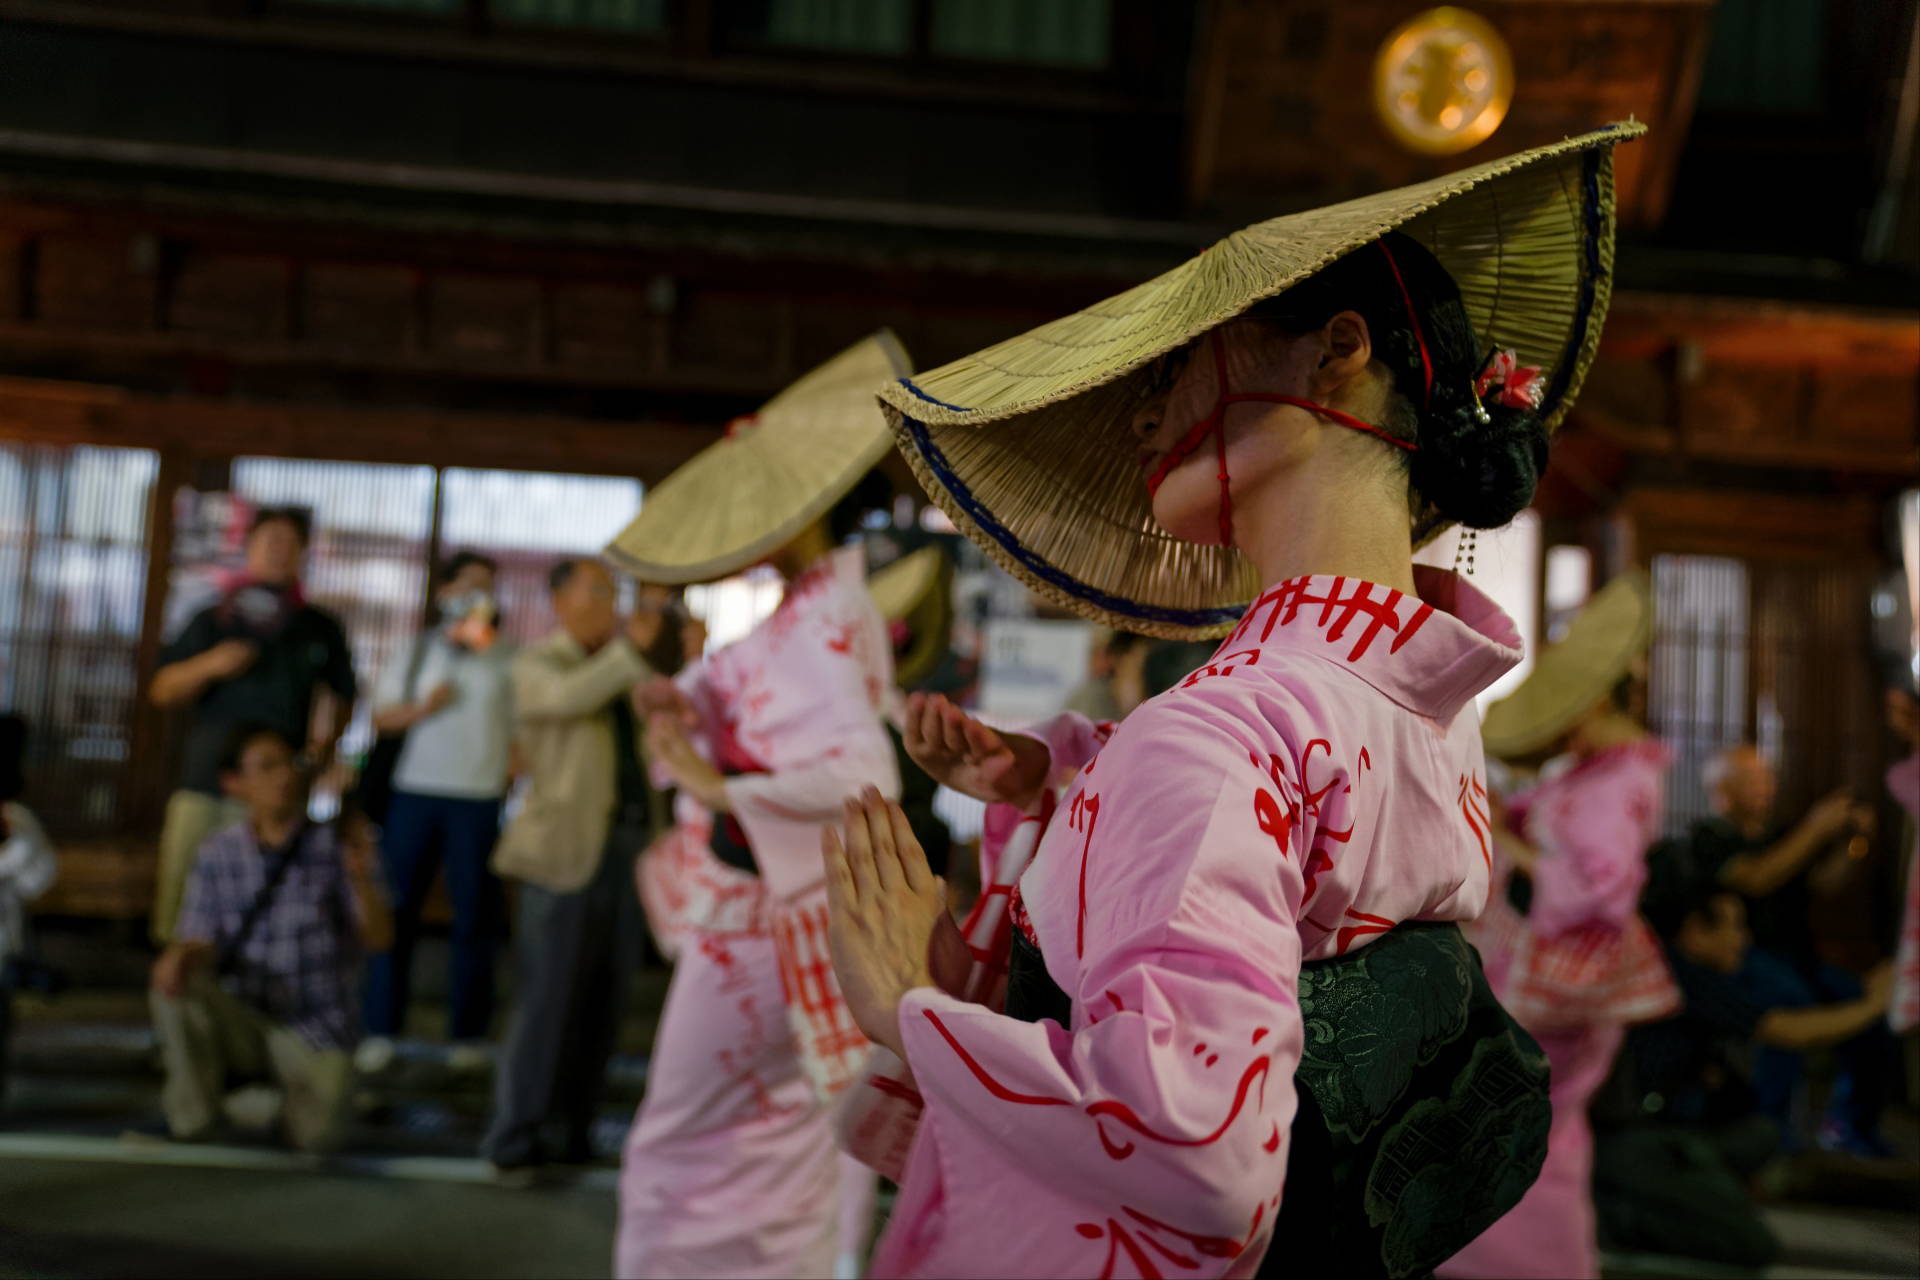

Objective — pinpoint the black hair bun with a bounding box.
[1408,392,1549,530]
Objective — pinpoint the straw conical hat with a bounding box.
[868,545,953,688]
[880,123,1645,639]
[868,545,945,623]
[607,331,911,583]
[1481,571,1653,760]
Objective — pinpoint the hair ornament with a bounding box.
[1474,348,1545,410]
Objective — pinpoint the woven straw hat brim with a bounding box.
[606,331,911,584]
[868,545,945,623]
[882,123,1644,640]
[868,545,953,688]
[1481,571,1654,760]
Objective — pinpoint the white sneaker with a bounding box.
[221,1084,285,1134]
[354,1035,398,1076]
[445,1042,492,1075]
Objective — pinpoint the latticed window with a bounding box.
[0,444,157,838]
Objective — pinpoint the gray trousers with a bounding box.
[482,823,641,1166]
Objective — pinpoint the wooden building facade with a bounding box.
[0,0,1915,931]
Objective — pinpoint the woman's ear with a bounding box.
[1311,311,1374,398]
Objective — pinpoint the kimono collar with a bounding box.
[779,544,866,612]
[1219,566,1522,722]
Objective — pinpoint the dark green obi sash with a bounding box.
[1006,921,1550,1280]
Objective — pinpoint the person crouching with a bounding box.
[149,724,392,1152]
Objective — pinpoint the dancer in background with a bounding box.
[613,334,908,1280]
[826,125,1643,1279]
[1442,573,1681,1280]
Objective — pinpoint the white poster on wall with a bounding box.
[977,617,1095,721]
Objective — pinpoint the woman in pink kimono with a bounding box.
[606,335,908,1280]
[823,126,1644,1279]
[1441,573,1680,1280]
[1886,689,1920,1035]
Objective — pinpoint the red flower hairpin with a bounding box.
[1474,349,1545,410]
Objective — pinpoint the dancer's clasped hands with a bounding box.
[822,786,967,1058]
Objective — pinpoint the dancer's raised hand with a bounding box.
[901,692,1050,811]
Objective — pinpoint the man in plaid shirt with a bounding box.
[149,724,392,1152]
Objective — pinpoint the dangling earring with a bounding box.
[1453,528,1479,576]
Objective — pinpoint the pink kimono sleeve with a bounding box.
[1018,710,1117,782]
[1526,754,1663,937]
[723,641,900,821]
[895,705,1305,1262]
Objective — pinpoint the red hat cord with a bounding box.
[1145,327,1417,547]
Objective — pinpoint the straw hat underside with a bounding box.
[606,331,910,585]
[885,125,1637,639]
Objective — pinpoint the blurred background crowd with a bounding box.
[0,0,1915,1277]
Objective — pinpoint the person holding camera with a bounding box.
[149,724,391,1153]
[481,558,664,1175]
[149,507,356,944]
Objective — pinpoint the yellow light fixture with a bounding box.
[1374,7,1514,155]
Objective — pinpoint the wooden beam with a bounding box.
[1602,293,1920,373]
[0,375,716,481]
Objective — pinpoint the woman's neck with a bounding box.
[1232,438,1419,596]
[770,523,836,583]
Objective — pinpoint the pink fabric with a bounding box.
[869,570,1522,1279]
[617,924,841,1280]
[1437,1023,1623,1280]
[1447,741,1675,1278]
[1889,753,1919,1034]
[619,547,899,1278]
[683,547,901,902]
[1522,742,1670,937]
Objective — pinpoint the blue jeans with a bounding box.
[1737,947,1894,1141]
[362,791,504,1041]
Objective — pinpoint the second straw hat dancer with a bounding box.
[820,123,1645,1280]
[608,334,909,1280]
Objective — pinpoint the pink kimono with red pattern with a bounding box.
[1442,742,1679,1280]
[619,547,900,1280]
[867,569,1522,1280]
[1888,753,1920,1035]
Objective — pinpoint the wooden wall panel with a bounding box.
[303,262,417,352]
[35,232,155,330]
[170,251,291,339]
[428,272,543,362]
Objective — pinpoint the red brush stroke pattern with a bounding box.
[921,1008,1073,1108]
[1458,773,1491,871]
[1225,575,1434,664]
[1085,1054,1272,1160]
[1069,790,1102,959]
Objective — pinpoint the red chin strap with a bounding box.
[1145,330,1418,546]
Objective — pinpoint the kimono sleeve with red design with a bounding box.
[884,693,1317,1278]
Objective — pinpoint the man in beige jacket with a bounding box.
[482,557,662,1174]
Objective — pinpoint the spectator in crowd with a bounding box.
[148,725,392,1153]
[1648,746,1891,1152]
[358,551,514,1073]
[0,715,57,1106]
[148,507,357,944]
[481,558,662,1176]
[1592,885,1894,1267]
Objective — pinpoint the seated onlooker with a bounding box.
[360,551,514,1070]
[0,715,56,1107]
[149,725,392,1153]
[1592,887,1893,1267]
[1647,746,1890,1151]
